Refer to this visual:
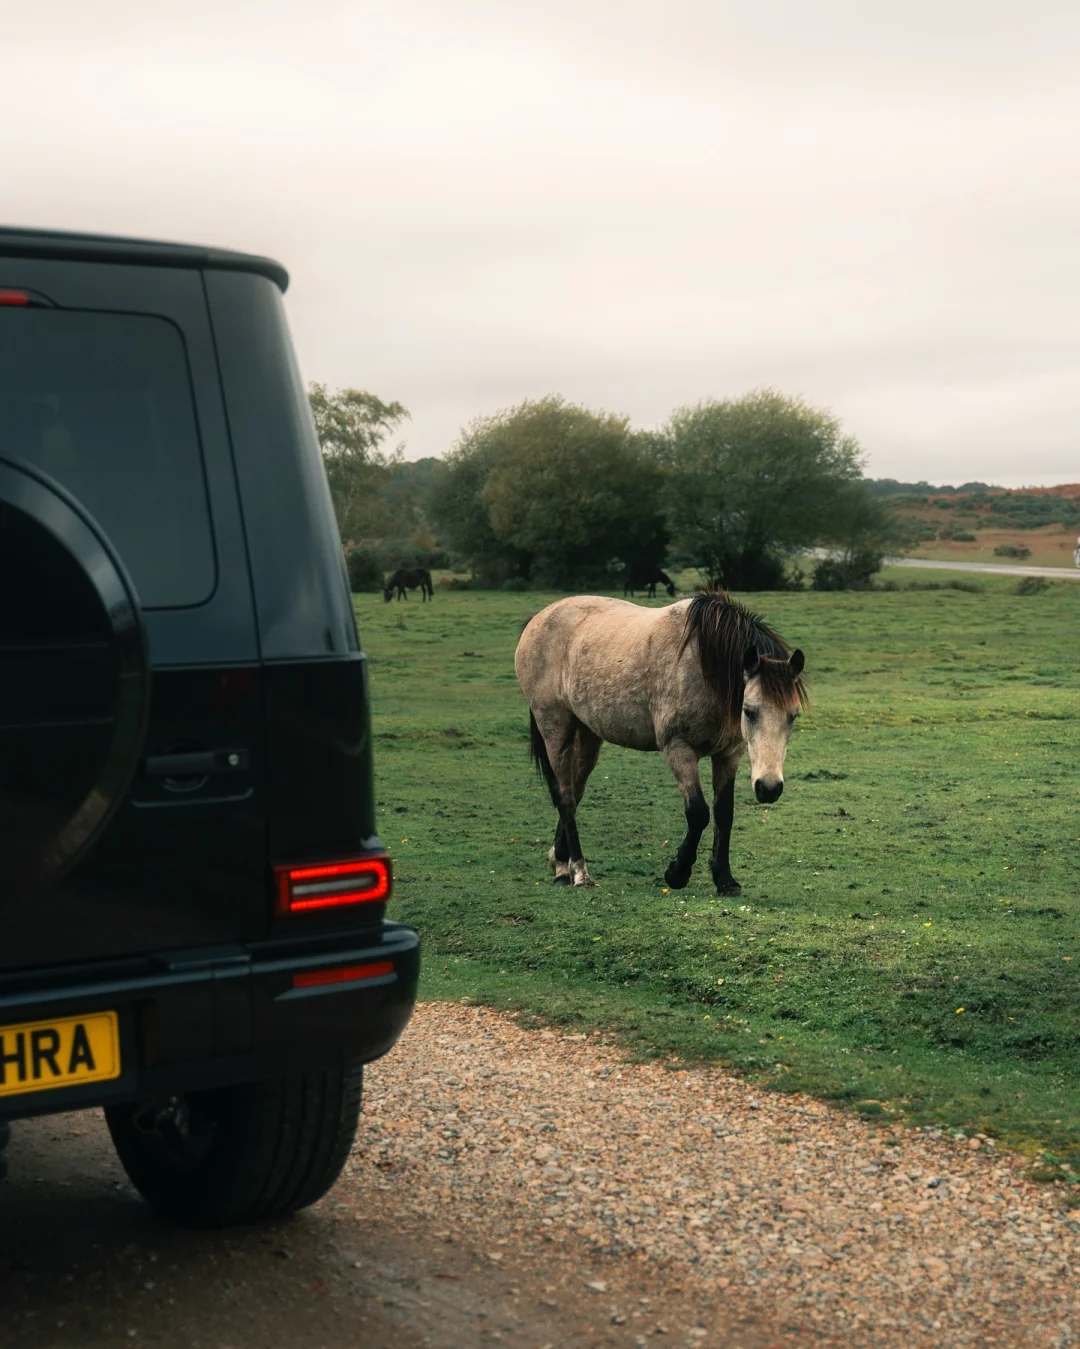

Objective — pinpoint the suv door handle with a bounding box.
[144,749,250,777]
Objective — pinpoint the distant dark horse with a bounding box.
[623,565,676,599]
[384,567,434,602]
[516,589,805,893]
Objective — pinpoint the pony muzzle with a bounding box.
[754,777,784,805]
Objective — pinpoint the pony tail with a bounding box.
[529,711,560,807]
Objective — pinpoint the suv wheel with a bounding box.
[104,1060,363,1228]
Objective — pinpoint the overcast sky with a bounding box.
[5,1,1079,485]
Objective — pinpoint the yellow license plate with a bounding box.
[0,1011,121,1099]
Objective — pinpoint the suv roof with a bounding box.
[0,224,289,292]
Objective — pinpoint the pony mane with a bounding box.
[679,588,807,730]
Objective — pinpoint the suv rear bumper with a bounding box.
[0,921,419,1121]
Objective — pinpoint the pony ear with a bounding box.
[743,645,760,678]
[789,648,805,676]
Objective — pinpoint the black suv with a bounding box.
[0,226,419,1226]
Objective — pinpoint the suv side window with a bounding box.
[0,308,215,609]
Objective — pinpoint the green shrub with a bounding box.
[904,579,985,593]
[812,550,882,591]
[345,545,384,593]
[416,547,452,570]
[374,537,419,571]
[370,540,453,572]
[994,543,1031,558]
[666,551,698,573]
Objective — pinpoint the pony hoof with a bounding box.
[715,879,742,896]
[553,874,572,886]
[571,869,595,888]
[663,864,690,890]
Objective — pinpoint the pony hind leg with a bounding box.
[661,740,709,890]
[532,708,576,885]
[548,727,602,886]
[565,726,602,886]
[548,825,572,885]
[532,711,597,888]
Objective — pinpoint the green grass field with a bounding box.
[361,571,1080,1182]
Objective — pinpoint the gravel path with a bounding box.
[352,1003,1080,1348]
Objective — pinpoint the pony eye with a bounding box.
[744,707,759,723]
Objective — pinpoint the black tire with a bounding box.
[104,1060,363,1228]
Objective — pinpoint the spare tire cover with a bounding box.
[0,457,148,904]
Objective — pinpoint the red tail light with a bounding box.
[0,289,30,306]
[275,854,391,914]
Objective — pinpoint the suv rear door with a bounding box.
[0,257,267,970]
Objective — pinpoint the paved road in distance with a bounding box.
[886,557,1080,581]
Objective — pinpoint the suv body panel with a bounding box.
[0,229,416,1120]
[0,256,267,967]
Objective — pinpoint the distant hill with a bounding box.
[868,479,1079,499]
[1019,483,1080,499]
[874,478,1080,568]
[868,479,1001,496]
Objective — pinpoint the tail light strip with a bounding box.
[292,960,394,989]
[275,854,392,914]
[0,288,55,307]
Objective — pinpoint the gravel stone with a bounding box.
[349,1003,1080,1347]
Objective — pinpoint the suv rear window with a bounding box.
[0,309,214,608]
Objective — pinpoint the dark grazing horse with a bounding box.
[623,565,676,599]
[383,567,434,602]
[515,589,806,894]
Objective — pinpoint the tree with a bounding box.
[658,389,881,589]
[428,397,669,587]
[426,432,523,584]
[307,384,409,542]
[381,457,444,558]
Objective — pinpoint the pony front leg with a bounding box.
[710,751,744,896]
[661,742,709,890]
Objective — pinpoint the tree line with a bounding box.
[309,384,914,592]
